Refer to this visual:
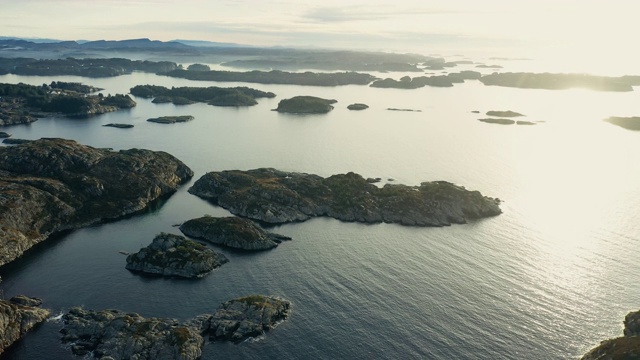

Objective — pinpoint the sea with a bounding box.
[0,55,639,359]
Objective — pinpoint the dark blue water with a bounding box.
[0,68,639,359]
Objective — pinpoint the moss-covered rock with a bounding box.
[179,216,291,251]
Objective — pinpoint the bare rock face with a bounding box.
[0,138,193,266]
[192,295,291,343]
[125,233,229,278]
[188,168,501,227]
[179,216,291,251]
[581,310,640,360]
[0,297,50,356]
[60,307,203,360]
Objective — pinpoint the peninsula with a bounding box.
[188,168,501,226]
[0,138,193,266]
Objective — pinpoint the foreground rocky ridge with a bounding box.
[179,216,291,251]
[0,138,193,266]
[60,295,290,359]
[0,296,50,356]
[188,168,501,226]
[581,310,640,360]
[61,307,203,360]
[125,233,229,278]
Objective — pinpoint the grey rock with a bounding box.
[9,295,43,307]
[125,233,228,278]
[60,307,203,360]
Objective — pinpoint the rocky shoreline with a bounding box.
[188,168,501,226]
[0,138,193,267]
[0,296,50,356]
[59,295,291,359]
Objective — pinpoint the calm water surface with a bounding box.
[0,65,639,359]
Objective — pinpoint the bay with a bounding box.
[0,67,639,359]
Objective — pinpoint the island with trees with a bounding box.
[129,84,275,106]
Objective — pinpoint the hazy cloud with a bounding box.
[303,6,460,23]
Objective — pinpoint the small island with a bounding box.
[347,103,369,110]
[125,233,228,278]
[130,84,275,107]
[188,168,501,226]
[205,295,291,343]
[478,118,516,125]
[486,110,524,117]
[179,216,291,251]
[103,123,134,128]
[147,115,194,124]
[275,96,337,114]
[604,116,640,131]
[0,132,10,138]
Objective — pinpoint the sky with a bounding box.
[1,0,638,59]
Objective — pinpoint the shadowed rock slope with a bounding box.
[581,310,640,360]
[188,168,501,226]
[0,138,193,266]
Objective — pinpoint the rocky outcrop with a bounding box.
[60,307,203,360]
[581,310,640,360]
[0,138,193,267]
[347,103,369,110]
[0,296,50,356]
[179,216,291,251]
[192,295,291,343]
[125,233,228,278]
[0,132,11,138]
[275,96,337,114]
[478,118,515,125]
[604,116,640,131]
[103,123,134,128]
[147,116,194,124]
[188,168,501,226]
[486,110,524,117]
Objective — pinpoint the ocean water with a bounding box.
[0,62,639,359]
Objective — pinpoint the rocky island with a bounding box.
[0,296,50,356]
[59,295,291,358]
[179,216,291,251]
[604,116,640,131]
[479,72,640,92]
[130,84,275,107]
[103,123,134,129]
[202,295,291,343]
[347,103,369,110]
[0,82,135,124]
[486,110,524,117]
[147,115,194,124]
[125,233,229,278]
[581,310,640,360]
[275,96,337,114]
[159,69,377,87]
[0,138,193,266]
[188,168,501,226]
